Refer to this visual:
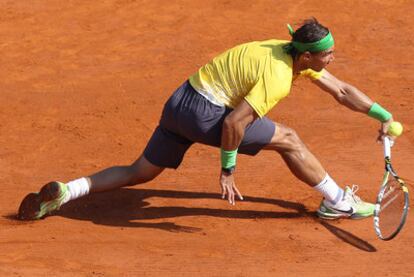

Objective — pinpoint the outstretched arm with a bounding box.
[313,70,374,113]
[313,70,394,140]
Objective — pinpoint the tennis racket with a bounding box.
[373,136,409,240]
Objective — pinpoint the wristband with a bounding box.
[221,148,238,169]
[368,103,392,122]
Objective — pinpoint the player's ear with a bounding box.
[300,51,312,62]
[297,51,312,66]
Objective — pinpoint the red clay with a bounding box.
[1,1,414,276]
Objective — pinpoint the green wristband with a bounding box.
[368,103,392,122]
[221,148,238,169]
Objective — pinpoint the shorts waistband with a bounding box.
[187,80,225,107]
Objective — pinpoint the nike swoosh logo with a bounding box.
[331,207,354,214]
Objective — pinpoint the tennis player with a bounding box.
[18,18,395,220]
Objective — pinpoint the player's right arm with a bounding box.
[220,100,258,205]
[312,69,394,141]
[221,100,258,150]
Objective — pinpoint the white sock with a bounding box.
[62,177,91,204]
[313,174,344,204]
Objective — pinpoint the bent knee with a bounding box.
[280,128,305,152]
[267,124,305,152]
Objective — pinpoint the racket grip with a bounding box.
[383,136,392,158]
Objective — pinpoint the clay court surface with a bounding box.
[1,0,414,276]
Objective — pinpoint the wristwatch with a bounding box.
[221,166,235,175]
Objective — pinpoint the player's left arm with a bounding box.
[312,70,394,139]
[313,69,374,112]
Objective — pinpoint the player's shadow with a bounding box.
[42,187,375,252]
[55,188,310,232]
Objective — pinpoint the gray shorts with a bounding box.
[143,81,275,168]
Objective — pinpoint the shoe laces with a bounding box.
[344,185,361,203]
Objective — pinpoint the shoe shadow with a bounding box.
[55,188,309,232]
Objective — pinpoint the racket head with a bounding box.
[374,177,409,240]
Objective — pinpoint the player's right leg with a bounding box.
[88,154,165,193]
[17,155,164,220]
[18,81,196,220]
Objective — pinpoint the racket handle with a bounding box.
[383,136,392,158]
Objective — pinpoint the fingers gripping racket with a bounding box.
[373,137,409,240]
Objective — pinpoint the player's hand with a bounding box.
[377,118,394,143]
[220,171,243,205]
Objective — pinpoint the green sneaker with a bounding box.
[18,181,69,220]
[317,185,375,220]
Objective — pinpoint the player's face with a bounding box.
[308,47,335,71]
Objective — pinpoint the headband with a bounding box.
[286,23,334,53]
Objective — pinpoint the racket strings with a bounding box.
[378,179,406,239]
[380,187,401,212]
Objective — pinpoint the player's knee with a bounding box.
[130,175,155,186]
[125,166,155,185]
[284,128,305,152]
[269,125,305,153]
[126,156,163,186]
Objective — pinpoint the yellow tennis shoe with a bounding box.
[18,181,69,220]
[317,185,375,219]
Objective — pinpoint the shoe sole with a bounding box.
[317,210,372,220]
[18,181,64,220]
[317,210,351,220]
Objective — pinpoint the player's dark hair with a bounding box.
[287,17,330,58]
